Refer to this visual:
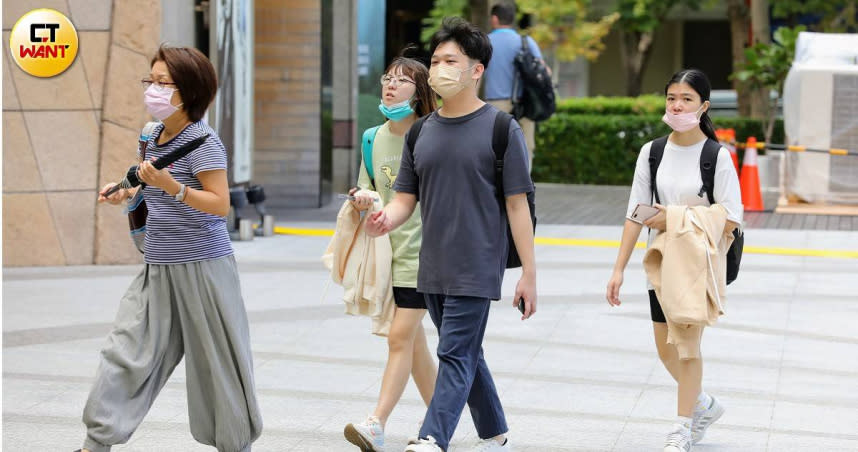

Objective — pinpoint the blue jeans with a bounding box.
[418,294,508,450]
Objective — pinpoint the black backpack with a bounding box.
[511,35,556,122]
[406,110,537,269]
[649,136,744,285]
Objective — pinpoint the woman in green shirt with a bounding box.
[343,56,438,452]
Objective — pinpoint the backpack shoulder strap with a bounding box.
[492,110,514,199]
[406,114,429,160]
[648,136,668,205]
[520,35,529,52]
[700,138,720,205]
[361,125,381,181]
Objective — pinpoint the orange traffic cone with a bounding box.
[727,129,739,174]
[740,136,764,211]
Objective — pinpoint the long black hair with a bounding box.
[664,69,717,142]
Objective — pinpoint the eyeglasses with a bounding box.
[380,75,415,87]
[141,79,178,89]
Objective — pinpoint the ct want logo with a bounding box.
[9,8,79,78]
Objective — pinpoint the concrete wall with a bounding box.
[588,21,683,97]
[3,0,161,266]
[585,1,729,97]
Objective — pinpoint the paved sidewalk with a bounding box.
[262,183,858,231]
[4,223,858,451]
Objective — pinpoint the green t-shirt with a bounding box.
[357,121,422,288]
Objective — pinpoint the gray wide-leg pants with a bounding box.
[81,255,262,452]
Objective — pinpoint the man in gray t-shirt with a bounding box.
[394,103,532,300]
[366,17,537,452]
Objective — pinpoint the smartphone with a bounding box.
[338,193,379,202]
[518,297,526,315]
[630,203,660,224]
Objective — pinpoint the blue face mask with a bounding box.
[378,97,415,122]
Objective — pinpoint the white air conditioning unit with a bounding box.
[782,32,858,204]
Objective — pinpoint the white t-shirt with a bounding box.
[627,137,744,291]
[627,138,744,244]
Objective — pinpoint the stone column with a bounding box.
[331,0,359,195]
[93,0,162,264]
[3,0,118,266]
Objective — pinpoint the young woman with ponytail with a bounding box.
[342,51,439,452]
[605,69,743,452]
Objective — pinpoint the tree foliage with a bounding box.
[612,0,704,95]
[421,0,467,45]
[732,26,806,143]
[772,0,858,32]
[616,0,695,32]
[420,0,616,64]
[516,1,618,62]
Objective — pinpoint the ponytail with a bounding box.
[700,112,718,142]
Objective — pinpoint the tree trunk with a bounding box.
[750,0,770,44]
[551,44,560,85]
[749,0,770,119]
[619,29,654,97]
[727,0,752,117]
[468,0,491,34]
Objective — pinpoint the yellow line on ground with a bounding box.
[534,237,647,249]
[743,246,858,259]
[274,227,858,259]
[274,226,336,237]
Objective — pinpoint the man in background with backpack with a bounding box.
[483,1,549,171]
[365,17,536,452]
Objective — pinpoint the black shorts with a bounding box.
[393,287,426,309]
[649,290,667,323]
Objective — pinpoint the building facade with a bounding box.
[3,0,359,266]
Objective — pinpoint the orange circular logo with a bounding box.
[9,9,79,78]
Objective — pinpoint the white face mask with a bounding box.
[144,84,183,121]
[662,104,705,133]
[428,64,476,99]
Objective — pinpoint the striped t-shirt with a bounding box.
[142,121,233,264]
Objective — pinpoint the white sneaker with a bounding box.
[405,435,442,452]
[663,423,692,452]
[469,437,510,451]
[344,415,385,451]
[692,395,724,444]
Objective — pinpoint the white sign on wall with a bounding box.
[211,0,254,184]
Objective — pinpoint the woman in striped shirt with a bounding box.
[77,45,261,452]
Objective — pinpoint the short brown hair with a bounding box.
[386,56,437,117]
[151,45,217,122]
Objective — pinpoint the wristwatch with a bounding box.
[174,184,186,202]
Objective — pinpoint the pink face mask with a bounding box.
[144,84,182,121]
[662,105,704,132]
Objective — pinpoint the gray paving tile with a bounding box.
[4,219,858,450]
[274,183,856,230]
[771,400,858,437]
[766,433,858,452]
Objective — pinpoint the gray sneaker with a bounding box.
[344,415,385,451]
[692,396,725,444]
[663,423,692,452]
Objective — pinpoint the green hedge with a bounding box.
[531,113,784,185]
[556,95,664,115]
